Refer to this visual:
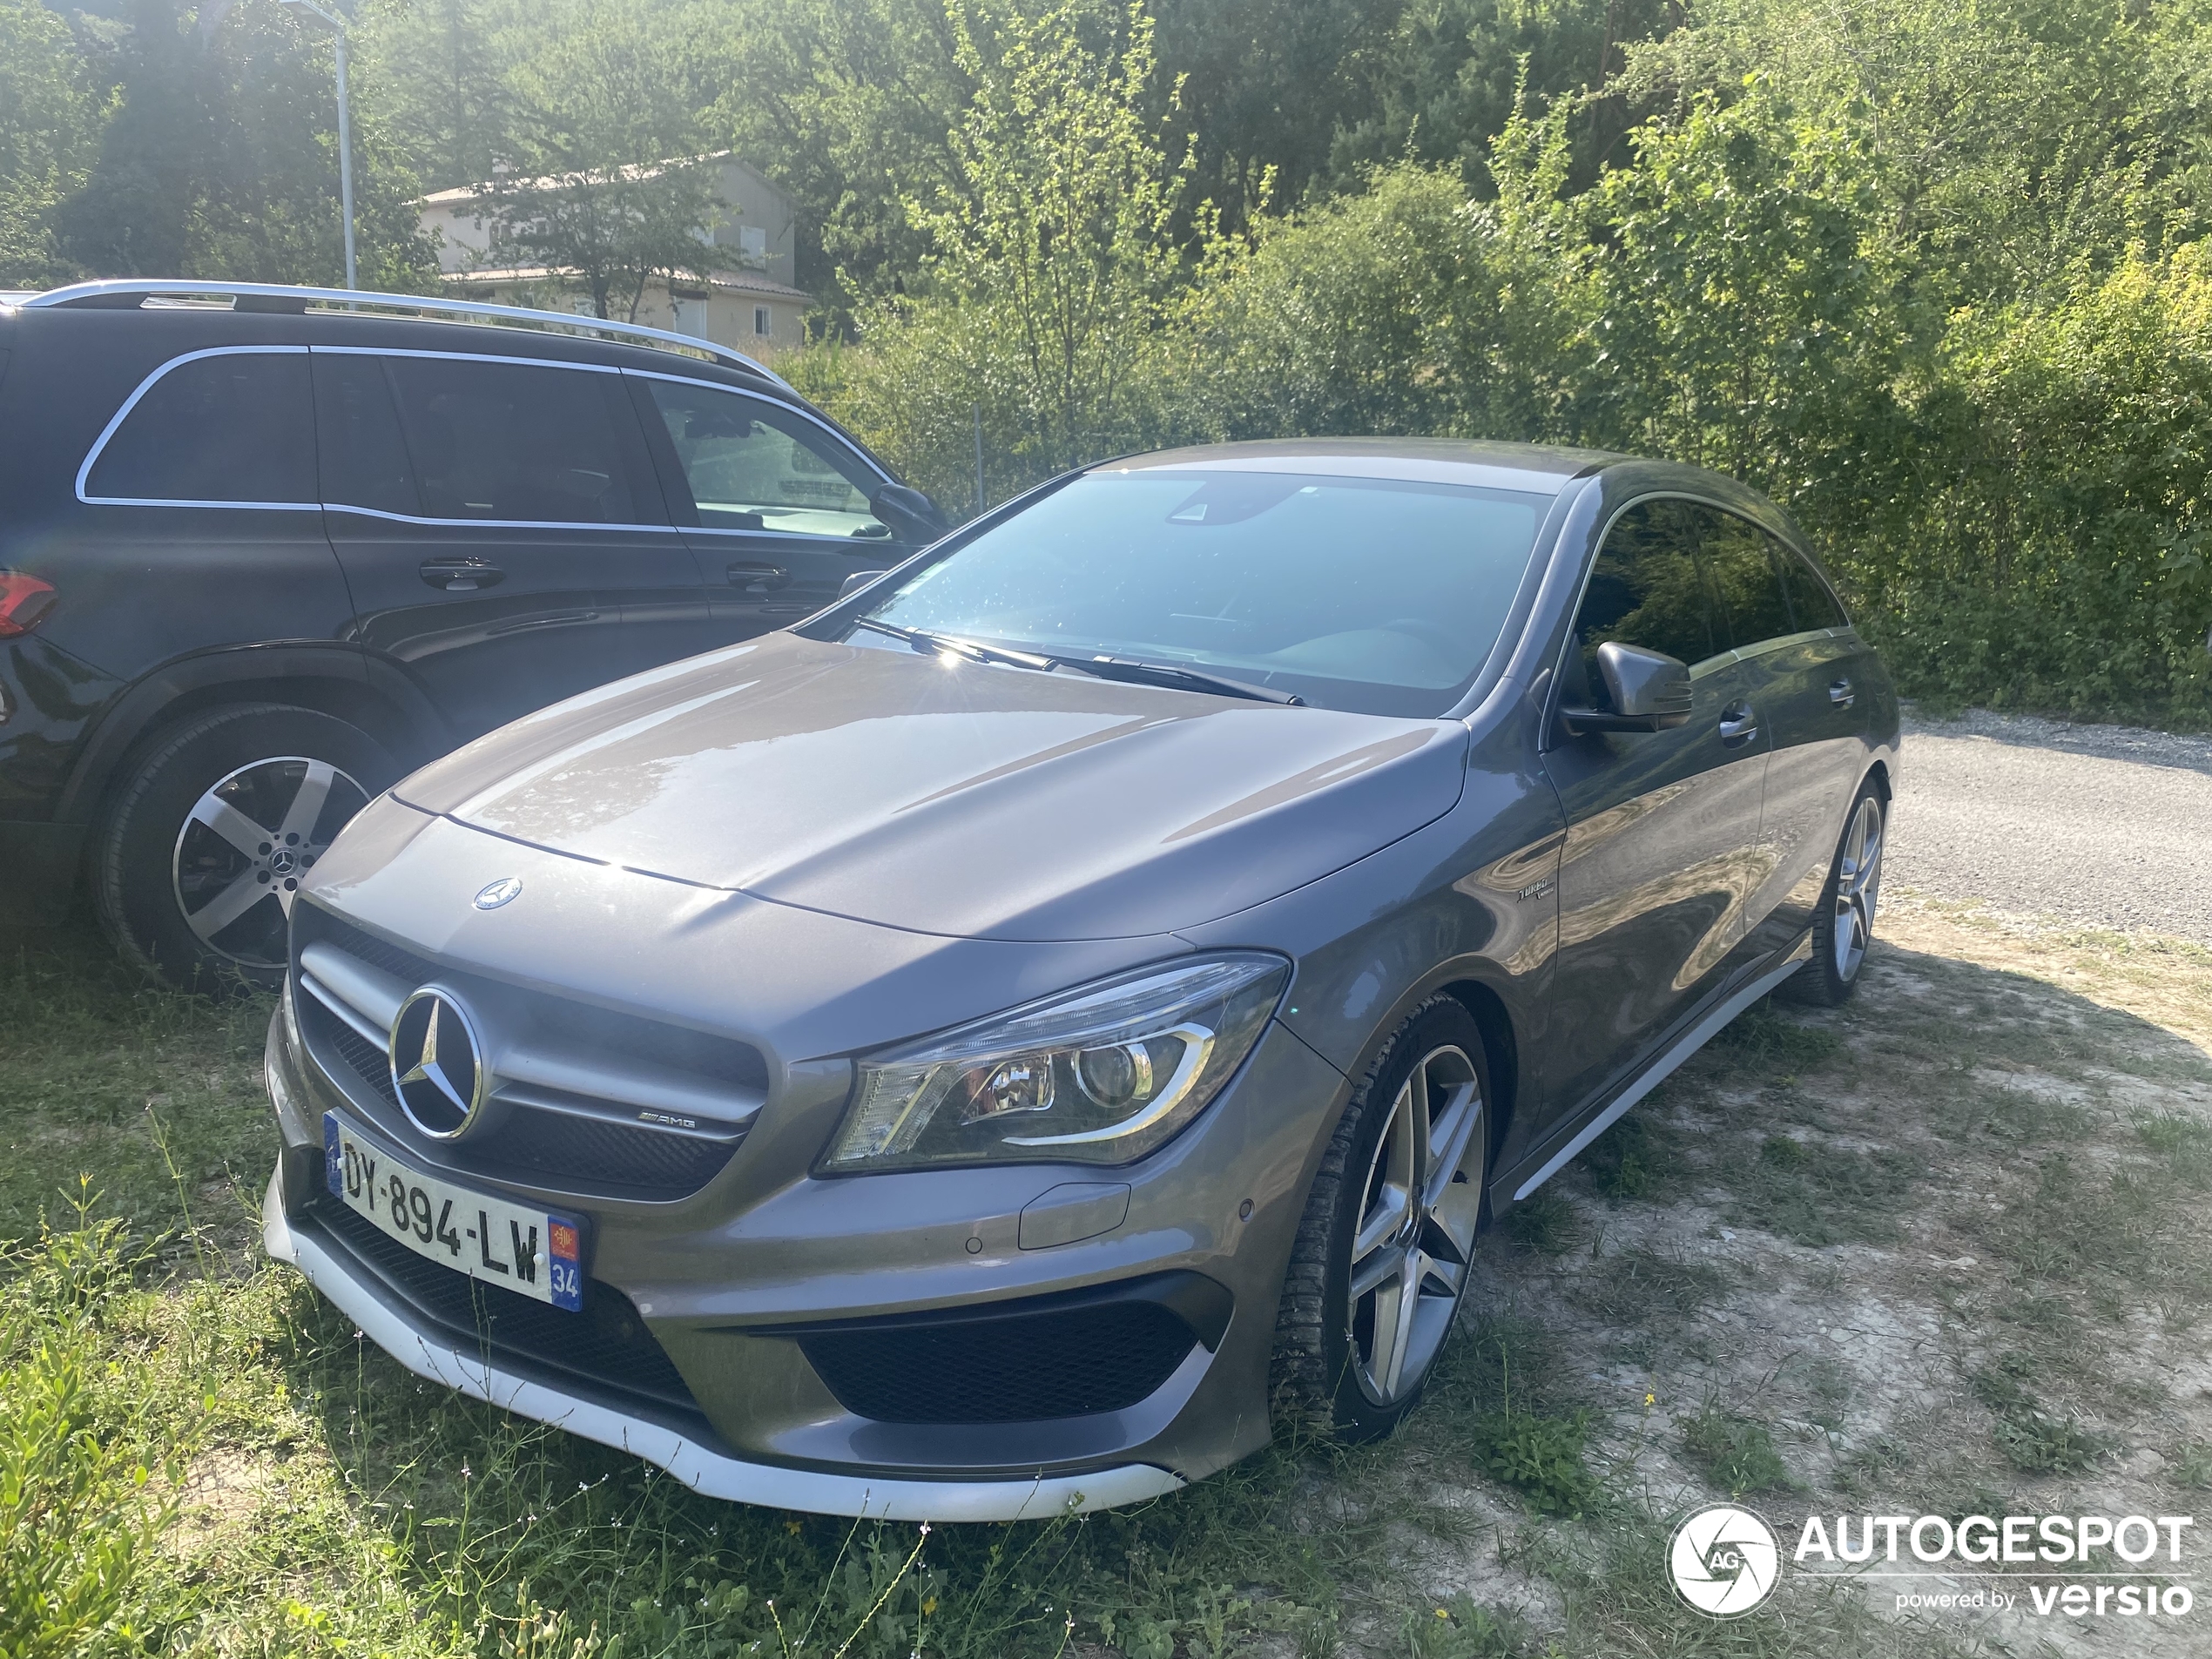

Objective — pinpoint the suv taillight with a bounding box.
[0,572,55,637]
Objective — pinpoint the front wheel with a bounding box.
[1779,782,1885,1008]
[92,704,393,992]
[1272,997,1492,1440]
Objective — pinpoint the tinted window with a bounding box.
[1571,499,1719,706]
[385,356,643,524]
[1775,543,1850,630]
[1697,506,1798,651]
[644,380,888,539]
[86,350,315,504]
[856,469,1549,717]
[312,353,418,516]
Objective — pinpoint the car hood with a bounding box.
[395,632,1469,941]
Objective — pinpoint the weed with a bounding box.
[2137,1112,2212,1187]
[1578,1112,1676,1202]
[1710,1001,1845,1075]
[1723,1135,1916,1247]
[1678,1404,1794,1496]
[2172,1443,2212,1488]
[1467,1407,1601,1518]
[1502,1190,1578,1255]
[1992,1410,2111,1475]
[1567,1246,1726,1328]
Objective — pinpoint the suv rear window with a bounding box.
[84,349,316,505]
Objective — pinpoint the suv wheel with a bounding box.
[1272,996,1492,1440]
[93,705,393,991]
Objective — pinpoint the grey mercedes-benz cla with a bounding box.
[262,439,1898,1521]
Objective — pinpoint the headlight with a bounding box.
[822,954,1290,1172]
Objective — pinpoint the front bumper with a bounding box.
[262,925,1352,1516]
[262,1173,1183,1521]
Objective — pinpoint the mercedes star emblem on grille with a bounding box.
[388,987,489,1139]
[474,876,523,910]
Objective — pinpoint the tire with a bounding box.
[92,704,394,993]
[1272,996,1493,1440]
[1777,779,1885,1008]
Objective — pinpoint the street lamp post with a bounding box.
[283,0,357,290]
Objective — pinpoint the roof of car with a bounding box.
[1100,437,1622,495]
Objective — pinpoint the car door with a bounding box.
[1538,497,1775,1123]
[1729,522,1878,955]
[627,373,920,641]
[313,348,706,742]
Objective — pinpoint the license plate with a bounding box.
[323,1113,584,1311]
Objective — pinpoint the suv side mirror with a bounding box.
[839,569,889,600]
[869,484,947,543]
[1561,642,1693,734]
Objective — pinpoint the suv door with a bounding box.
[1539,497,1774,1125]
[313,348,705,741]
[628,374,919,638]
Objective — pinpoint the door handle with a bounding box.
[1829,678,1856,709]
[421,559,505,591]
[726,561,791,594]
[1719,701,1759,745]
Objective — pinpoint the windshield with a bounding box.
[845,469,1552,716]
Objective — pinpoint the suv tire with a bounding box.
[1272,996,1492,1440]
[93,704,394,993]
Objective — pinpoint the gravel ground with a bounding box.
[1887,706,2212,943]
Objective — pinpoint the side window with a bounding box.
[311,352,418,516]
[383,356,645,525]
[1571,499,1720,707]
[84,350,316,505]
[1774,543,1850,631]
[642,379,889,540]
[1696,506,1797,651]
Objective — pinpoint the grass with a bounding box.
[7,896,2212,1656]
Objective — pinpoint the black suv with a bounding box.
[0,280,942,988]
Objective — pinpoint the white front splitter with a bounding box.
[263,1176,1186,1521]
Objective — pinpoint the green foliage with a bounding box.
[0,0,105,286]
[1677,1403,1793,1496]
[1467,1406,1601,1516]
[0,1214,182,1659]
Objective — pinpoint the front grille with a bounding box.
[307,1195,701,1419]
[293,907,759,1203]
[797,1291,1202,1425]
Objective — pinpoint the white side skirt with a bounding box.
[1512,946,1809,1202]
[263,1177,1184,1522]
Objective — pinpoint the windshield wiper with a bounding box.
[850,617,1055,672]
[1057,655,1305,706]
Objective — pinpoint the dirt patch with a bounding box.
[1419,899,2212,1656]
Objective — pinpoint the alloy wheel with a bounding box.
[172,756,368,968]
[1831,794,1884,982]
[1346,1042,1486,1406]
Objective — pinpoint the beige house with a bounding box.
[417,155,812,361]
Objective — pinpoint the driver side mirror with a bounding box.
[1561,642,1693,734]
[869,483,948,544]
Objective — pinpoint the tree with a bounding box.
[0,1,105,286]
[476,0,719,319]
[792,0,1208,506]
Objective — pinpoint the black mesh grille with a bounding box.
[314,915,440,988]
[798,1298,1198,1424]
[306,1195,701,1418]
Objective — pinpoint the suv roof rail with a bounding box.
[15,278,799,395]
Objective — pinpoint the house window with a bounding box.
[739,226,768,260]
[753,306,772,337]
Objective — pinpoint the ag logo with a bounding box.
[1669,1504,1780,1617]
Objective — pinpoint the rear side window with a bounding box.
[1775,543,1850,630]
[383,356,644,524]
[1695,506,1798,651]
[84,349,316,505]
[1572,499,1719,704]
[312,352,419,516]
[642,379,888,538]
